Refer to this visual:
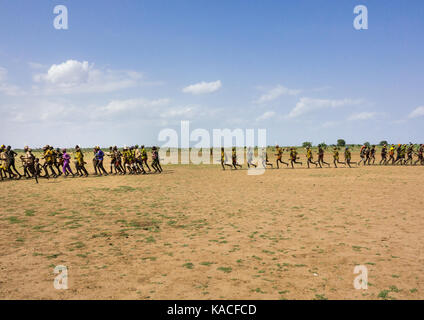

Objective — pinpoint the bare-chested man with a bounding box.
[332,147,345,168]
[305,146,318,168]
[275,145,288,168]
[317,145,330,168]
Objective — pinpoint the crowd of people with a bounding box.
[221,143,424,170]
[1,143,423,181]
[0,144,163,181]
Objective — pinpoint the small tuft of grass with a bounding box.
[389,285,400,293]
[7,216,23,224]
[378,290,390,299]
[48,211,62,216]
[182,262,194,269]
[252,288,265,294]
[145,236,156,243]
[142,257,157,261]
[217,267,232,273]
[46,253,61,259]
[92,232,111,238]
[25,209,35,216]
[72,241,85,249]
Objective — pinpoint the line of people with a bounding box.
[2,143,423,179]
[219,144,424,170]
[0,144,163,181]
[359,143,424,166]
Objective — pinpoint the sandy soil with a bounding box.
[0,153,423,300]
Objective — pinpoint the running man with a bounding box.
[140,145,151,172]
[113,146,125,174]
[92,147,99,175]
[5,146,22,179]
[129,146,138,173]
[151,146,162,173]
[414,144,423,165]
[380,144,388,165]
[122,146,133,174]
[261,149,273,168]
[20,146,36,179]
[388,144,396,165]
[332,147,345,168]
[56,148,64,174]
[95,146,108,176]
[62,149,75,177]
[42,145,57,178]
[275,145,288,168]
[358,144,367,166]
[405,144,414,165]
[317,145,330,168]
[51,146,62,176]
[134,145,146,174]
[74,145,89,177]
[305,146,318,168]
[344,147,355,168]
[369,145,376,165]
[394,144,404,165]
[107,146,117,174]
[221,147,233,170]
[364,146,371,165]
[289,147,302,168]
[246,147,257,169]
[231,147,242,169]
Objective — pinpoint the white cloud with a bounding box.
[32,59,143,95]
[347,112,377,121]
[4,97,191,125]
[4,98,212,125]
[4,100,78,123]
[34,60,91,86]
[287,97,362,118]
[98,98,170,116]
[255,85,301,104]
[0,66,25,96]
[100,99,207,121]
[182,80,222,95]
[3,95,225,130]
[0,84,24,96]
[256,111,276,121]
[160,106,198,119]
[408,106,424,119]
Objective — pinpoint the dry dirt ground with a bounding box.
[1,153,423,300]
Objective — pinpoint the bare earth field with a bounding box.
[1,153,423,300]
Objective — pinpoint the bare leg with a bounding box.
[143,159,151,172]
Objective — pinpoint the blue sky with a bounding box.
[0,0,423,148]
